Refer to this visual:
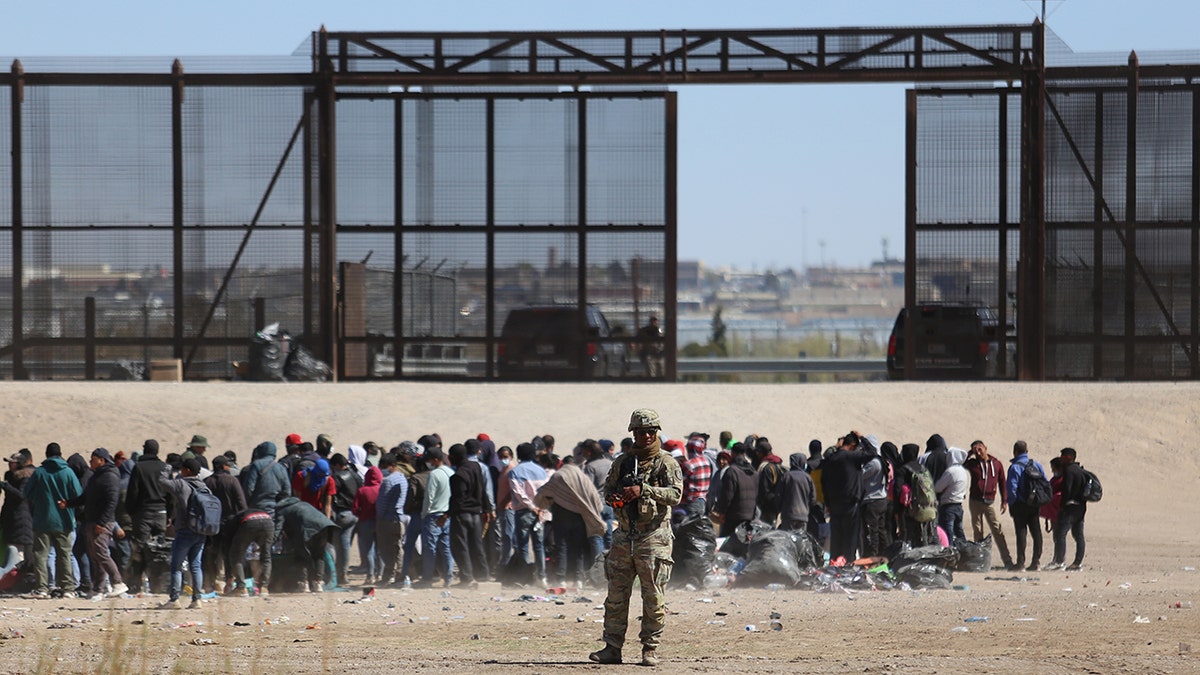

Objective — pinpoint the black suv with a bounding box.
[497,304,629,380]
[887,304,1015,380]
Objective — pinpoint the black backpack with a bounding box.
[1021,462,1053,507]
[1080,466,1103,503]
[186,484,223,536]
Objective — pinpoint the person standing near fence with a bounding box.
[964,440,1015,569]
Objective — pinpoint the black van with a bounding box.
[886,304,1015,380]
[497,304,629,380]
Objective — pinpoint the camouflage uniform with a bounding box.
[599,426,683,655]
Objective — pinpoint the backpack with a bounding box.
[758,461,786,513]
[403,474,425,516]
[1080,467,1103,503]
[905,463,938,523]
[1021,462,1053,507]
[186,484,223,536]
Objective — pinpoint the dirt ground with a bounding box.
[0,380,1196,673]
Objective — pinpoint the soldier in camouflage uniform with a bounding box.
[589,408,683,667]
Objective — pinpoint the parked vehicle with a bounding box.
[887,304,1015,380]
[497,304,629,380]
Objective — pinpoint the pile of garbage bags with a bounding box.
[249,323,332,382]
[685,519,1000,592]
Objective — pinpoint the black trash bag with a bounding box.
[719,519,773,558]
[739,530,804,587]
[670,516,717,588]
[792,529,824,570]
[249,323,289,382]
[881,539,911,563]
[109,359,145,381]
[953,536,993,572]
[896,562,953,590]
[284,343,332,383]
[145,535,174,594]
[890,545,958,573]
[497,555,536,588]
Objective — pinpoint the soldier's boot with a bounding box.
[640,648,658,667]
[589,645,622,664]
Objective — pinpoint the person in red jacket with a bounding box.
[352,466,384,585]
[964,440,1015,570]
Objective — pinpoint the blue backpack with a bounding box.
[186,484,223,536]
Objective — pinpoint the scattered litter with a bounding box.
[576,617,585,623]
[305,623,322,630]
[188,638,215,646]
[292,639,313,643]
[46,623,71,630]
[1133,615,1151,624]
[64,617,92,625]
[769,611,781,620]
[513,595,552,603]
[1184,567,1196,572]
[572,597,593,603]
[745,624,757,632]
[451,615,466,620]
[769,620,783,631]
[264,616,290,625]
[232,622,250,627]
[546,587,566,596]
[1180,643,1191,653]
[440,591,453,599]
[471,634,480,640]
[1014,617,1037,622]
[1173,602,1193,609]
[715,611,728,616]
[553,614,565,620]
[964,616,989,623]
[0,629,24,639]
[706,620,725,625]
[697,598,714,604]
[442,606,452,611]
[765,584,785,592]
[1062,588,1073,592]
[131,620,145,625]
[417,616,429,621]
[952,585,970,592]
[950,626,969,633]
[1119,583,1132,590]
[385,621,400,625]
[387,602,396,609]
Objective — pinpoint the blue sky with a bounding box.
[3,0,1199,270]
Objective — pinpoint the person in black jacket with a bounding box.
[61,448,126,597]
[922,434,951,484]
[446,443,490,587]
[202,456,247,594]
[1047,447,1088,571]
[711,443,758,538]
[328,453,362,587]
[820,432,874,562]
[125,439,168,592]
[778,452,816,532]
[0,449,35,571]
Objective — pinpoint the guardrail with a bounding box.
[677,357,886,375]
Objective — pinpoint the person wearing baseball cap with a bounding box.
[0,449,35,575]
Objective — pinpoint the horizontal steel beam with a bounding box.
[318,24,1037,85]
[677,356,886,374]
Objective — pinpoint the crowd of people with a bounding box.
[0,425,1092,609]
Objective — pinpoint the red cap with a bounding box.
[477,433,491,441]
[285,433,302,446]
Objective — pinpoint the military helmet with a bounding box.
[628,408,662,431]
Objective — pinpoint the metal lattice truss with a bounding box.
[317,25,1037,85]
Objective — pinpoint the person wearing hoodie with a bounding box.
[60,448,126,598]
[859,435,892,558]
[352,465,384,585]
[894,443,936,548]
[327,453,362,587]
[711,442,758,539]
[158,458,208,609]
[921,434,951,484]
[125,440,168,593]
[933,447,970,543]
[778,452,816,532]
[590,408,682,668]
[24,443,82,598]
[0,449,35,575]
[275,495,339,593]
[240,441,291,517]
